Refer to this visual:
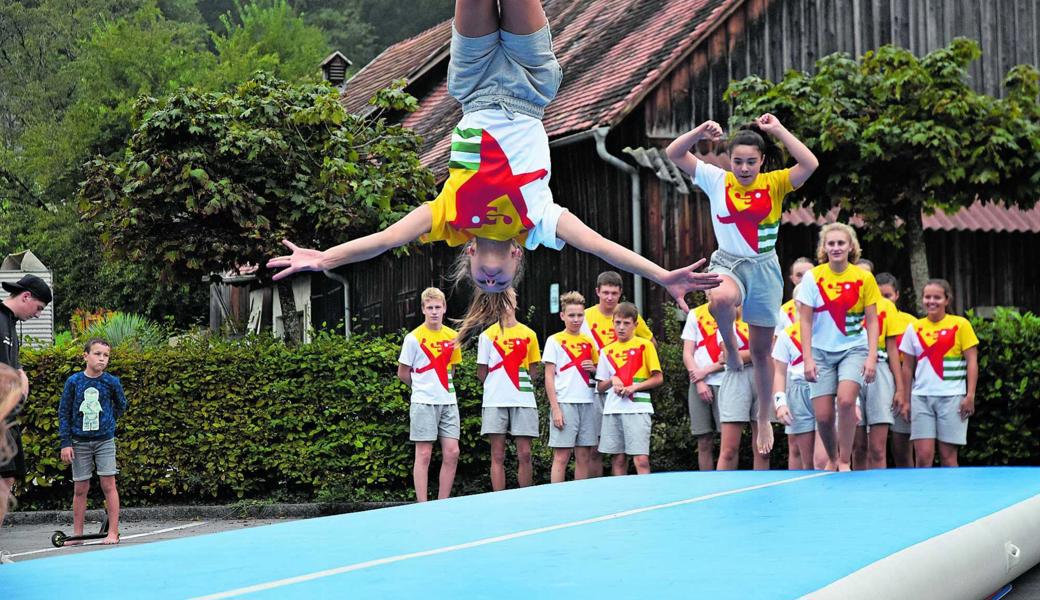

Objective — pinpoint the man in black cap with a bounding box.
[1,274,52,560]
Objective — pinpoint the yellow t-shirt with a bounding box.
[596,337,662,414]
[477,322,541,408]
[795,263,882,352]
[898,314,979,396]
[581,306,653,350]
[692,162,794,256]
[875,297,903,361]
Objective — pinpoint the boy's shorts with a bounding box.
[410,403,461,442]
[590,393,605,442]
[707,248,784,328]
[598,413,651,456]
[910,395,968,445]
[0,424,27,479]
[481,407,539,437]
[860,362,895,426]
[718,368,776,423]
[71,438,118,482]
[449,23,562,118]
[892,410,912,435]
[548,402,599,448]
[687,382,721,436]
[809,346,867,399]
[785,379,816,435]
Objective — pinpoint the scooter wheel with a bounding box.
[51,531,67,548]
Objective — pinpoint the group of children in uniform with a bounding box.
[265,0,981,500]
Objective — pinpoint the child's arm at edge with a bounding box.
[268,204,433,281]
[665,121,724,178]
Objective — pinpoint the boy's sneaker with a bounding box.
[0,550,14,564]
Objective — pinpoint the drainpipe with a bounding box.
[591,127,644,313]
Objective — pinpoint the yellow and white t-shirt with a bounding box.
[771,320,806,381]
[775,298,798,332]
[898,315,978,397]
[542,331,599,404]
[477,322,541,408]
[595,337,662,415]
[423,111,566,251]
[875,296,907,361]
[581,306,653,350]
[398,325,462,405]
[889,310,917,364]
[680,303,724,386]
[693,162,794,256]
[795,263,881,352]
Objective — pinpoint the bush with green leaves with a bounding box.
[12,309,1037,508]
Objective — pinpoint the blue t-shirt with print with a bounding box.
[58,372,128,448]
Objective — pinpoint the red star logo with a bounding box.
[815,278,864,334]
[717,184,773,251]
[916,326,959,379]
[489,336,531,390]
[414,339,455,391]
[607,345,645,386]
[560,341,593,385]
[696,316,722,363]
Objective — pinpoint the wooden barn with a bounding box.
[332,0,1040,339]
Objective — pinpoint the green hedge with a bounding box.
[11,309,1038,508]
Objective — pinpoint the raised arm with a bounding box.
[665,121,724,178]
[753,113,818,189]
[555,212,720,312]
[267,203,433,281]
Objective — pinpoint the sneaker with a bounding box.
[0,550,14,564]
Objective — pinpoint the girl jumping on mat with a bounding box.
[796,223,880,471]
[898,279,978,467]
[666,116,819,454]
[268,0,721,338]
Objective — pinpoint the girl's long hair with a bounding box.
[449,240,525,346]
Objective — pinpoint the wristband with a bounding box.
[773,392,788,410]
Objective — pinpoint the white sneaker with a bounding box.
[0,550,14,564]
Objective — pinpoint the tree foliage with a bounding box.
[726,39,1040,301]
[80,73,434,284]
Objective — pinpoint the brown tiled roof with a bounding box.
[782,202,1040,233]
[341,0,738,176]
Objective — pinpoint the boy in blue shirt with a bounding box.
[58,338,127,544]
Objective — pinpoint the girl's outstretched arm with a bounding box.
[753,113,818,188]
[665,121,724,178]
[267,204,433,281]
[555,212,721,312]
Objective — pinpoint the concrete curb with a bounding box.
[3,501,409,526]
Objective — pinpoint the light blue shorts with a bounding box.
[809,346,867,399]
[910,395,968,445]
[71,437,118,482]
[707,248,784,328]
[785,379,815,435]
[449,23,562,118]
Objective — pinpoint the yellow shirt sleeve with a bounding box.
[768,168,794,197]
[958,317,980,351]
[643,340,662,374]
[635,315,653,340]
[527,330,542,364]
[862,272,882,307]
[422,194,470,247]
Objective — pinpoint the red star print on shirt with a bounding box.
[916,325,959,379]
[559,341,593,385]
[607,345,646,386]
[696,318,722,363]
[414,338,455,391]
[789,327,805,366]
[588,321,614,350]
[815,278,864,334]
[450,130,546,233]
[717,184,773,251]
[489,337,531,390]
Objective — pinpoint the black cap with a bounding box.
[2,274,52,304]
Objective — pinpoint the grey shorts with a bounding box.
[707,248,784,328]
[910,395,968,445]
[718,368,775,423]
[892,409,912,435]
[410,403,461,442]
[785,379,816,435]
[809,346,867,399]
[598,413,652,456]
[449,23,562,118]
[71,438,118,482]
[687,383,721,436]
[481,406,539,437]
[860,362,895,426]
[548,402,599,448]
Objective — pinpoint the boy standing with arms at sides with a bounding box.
[543,292,599,482]
[681,298,725,471]
[398,288,463,502]
[595,302,663,476]
[58,338,127,545]
[477,288,541,491]
[582,271,654,477]
[876,272,916,467]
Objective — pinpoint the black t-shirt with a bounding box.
[0,303,22,421]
